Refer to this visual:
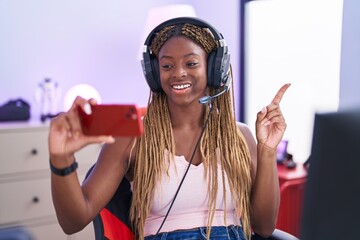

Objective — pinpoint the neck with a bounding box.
[168,103,205,129]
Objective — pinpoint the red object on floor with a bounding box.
[276,163,308,238]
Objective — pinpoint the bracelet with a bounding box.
[50,160,78,176]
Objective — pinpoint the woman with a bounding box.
[49,17,290,240]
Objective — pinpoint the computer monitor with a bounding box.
[300,108,360,240]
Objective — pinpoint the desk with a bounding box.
[276,163,308,238]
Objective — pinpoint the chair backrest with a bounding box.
[252,229,300,240]
[85,106,148,239]
[86,165,300,240]
[85,165,135,240]
[277,177,307,237]
[84,107,300,240]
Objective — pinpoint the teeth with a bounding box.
[173,84,191,90]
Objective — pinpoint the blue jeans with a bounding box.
[144,225,246,240]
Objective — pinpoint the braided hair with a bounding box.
[150,23,218,56]
[130,22,252,240]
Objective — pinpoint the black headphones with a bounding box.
[141,17,231,93]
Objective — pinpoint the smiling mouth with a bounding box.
[172,83,192,90]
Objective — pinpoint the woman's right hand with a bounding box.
[48,96,115,162]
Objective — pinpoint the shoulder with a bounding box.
[235,121,256,150]
[236,121,250,131]
[236,122,254,140]
[236,121,257,180]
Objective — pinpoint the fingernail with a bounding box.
[261,107,266,113]
[84,103,92,115]
[264,120,270,126]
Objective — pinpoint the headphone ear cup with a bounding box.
[142,52,162,92]
[150,57,162,92]
[207,51,216,88]
[207,48,231,89]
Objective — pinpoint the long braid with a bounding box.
[130,23,252,240]
[129,92,175,239]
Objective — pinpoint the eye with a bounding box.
[187,62,199,67]
[161,64,173,70]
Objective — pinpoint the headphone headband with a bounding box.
[143,17,224,48]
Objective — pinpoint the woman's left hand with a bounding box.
[255,83,291,149]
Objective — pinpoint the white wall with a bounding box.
[339,0,360,110]
[4,0,356,164]
[0,0,239,121]
[244,0,344,162]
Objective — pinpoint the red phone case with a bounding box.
[78,104,143,137]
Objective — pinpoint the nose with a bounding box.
[172,65,187,79]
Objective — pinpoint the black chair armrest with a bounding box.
[252,229,300,240]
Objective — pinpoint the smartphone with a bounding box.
[78,104,144,137]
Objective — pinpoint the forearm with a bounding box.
[50,156,92,234]
[250,143,280,236]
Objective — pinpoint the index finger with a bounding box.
[68,96,93,114]
[271,83,291,104]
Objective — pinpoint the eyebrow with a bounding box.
[159,52,199,61]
